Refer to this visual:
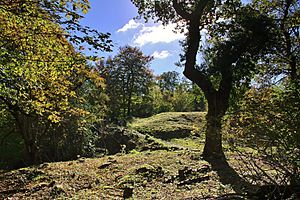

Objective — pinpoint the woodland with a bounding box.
[0,0,299,199]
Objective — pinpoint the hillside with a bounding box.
[129,112,206,140]
[0,112,294,199]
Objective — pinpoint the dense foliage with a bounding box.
[224,84,299,187]
[0,0,111,165]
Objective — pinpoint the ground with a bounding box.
[0,112,294,199]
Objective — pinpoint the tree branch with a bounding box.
[172,0,215,97]
[172,0,192,20]
[192,0,211,19]
[182,17,215,98]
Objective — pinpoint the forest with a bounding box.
[0,0,299,199]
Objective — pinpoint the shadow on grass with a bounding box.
[208,158,256,196]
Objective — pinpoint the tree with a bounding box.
[102,46,153,121]
[148,84,170,114]
[199,6,276,159]
[172,80,194,112]
[223,0,300,187]
[156,71,180,112]
[253,0,300,84]
[0,0,111,164]
[253,0,300,81]
[157,71,180,93]
[132,0,275,160]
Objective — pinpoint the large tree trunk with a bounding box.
[204,115,224,159]
[203,98,226,161]
[14,114,42,164]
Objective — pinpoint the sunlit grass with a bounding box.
[129,112,206,139]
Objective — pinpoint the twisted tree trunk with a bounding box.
[173,0,233,161]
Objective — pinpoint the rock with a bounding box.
[77,158,85,163]
[135,165,164,181]
[177,176,210,186]
[165,166,211,186]
[178,167,192,181]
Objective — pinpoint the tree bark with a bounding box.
[14,113,41,164]
[204,113,224,160]
[127,90,132,117]
[202,92,228,160]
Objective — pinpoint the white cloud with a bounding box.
[117,19,142,33]
[152,50,171,59]
[133,23,185,46]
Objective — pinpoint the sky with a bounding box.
[80,0,185,75]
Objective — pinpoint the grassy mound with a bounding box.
[92,112,206,157]
[129,112,206,140]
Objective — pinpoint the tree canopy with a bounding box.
[100,46,153,121]
[0,0,112,122]
[0,0,112,164]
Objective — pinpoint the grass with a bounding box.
[0,150,237,199]
[170,138,204,150]
[0,111,289,199]
[129,112,206,139]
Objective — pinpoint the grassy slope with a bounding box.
[129,112,206,140]
[0,112,277,199]
[1,151,236,199]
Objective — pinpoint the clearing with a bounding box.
[0,112,292,199]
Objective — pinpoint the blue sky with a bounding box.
[80,0,185,75]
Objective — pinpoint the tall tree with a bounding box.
[157,71,180,93]
[132,0,275,160]
[102,46,153,121]
[198,6,275,159]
